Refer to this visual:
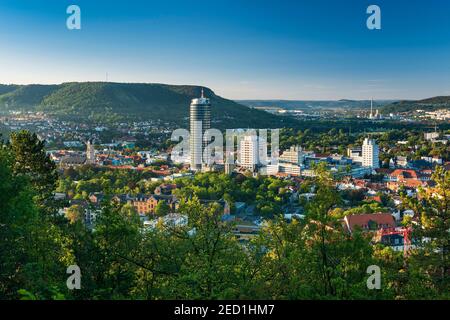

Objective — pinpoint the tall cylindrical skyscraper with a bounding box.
[190,88,211,171]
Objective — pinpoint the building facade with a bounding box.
[362,138,380,169]
[239,135,259,171]
[190,89,211,171]
[86,139,96,165]
[279,145,304,165]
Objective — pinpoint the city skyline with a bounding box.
[1,0,449,306]
[1,0,450,100]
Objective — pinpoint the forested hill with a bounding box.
[0,82,296,128]
[382,96,450,113]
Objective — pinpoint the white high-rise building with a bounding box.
[190,88,211,171]
[240,135,259,171]
[280,145,304,165]
[362,137,379,168]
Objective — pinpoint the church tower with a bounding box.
[86,139,96,165]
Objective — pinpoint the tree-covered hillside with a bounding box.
[382,96,450,113]
[0,85,60,108]
[0,82,295,128]
[0,84,20,95]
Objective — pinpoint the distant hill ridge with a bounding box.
[240,96,450,113]
[0,82,293,128]
[238,99,395,109]
[382,96,450,113]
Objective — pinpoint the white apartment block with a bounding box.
[279,145,304,165]
[362,138,380,169]
[240,135,259,170]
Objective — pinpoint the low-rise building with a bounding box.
[132,194,178,215]
[343,213,396,234]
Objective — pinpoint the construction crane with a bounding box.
[376,227,412,257]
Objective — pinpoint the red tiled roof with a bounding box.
[367,195,382,203]
[387,180,424,189]
[344,213,395,233]
[390,169,418,180]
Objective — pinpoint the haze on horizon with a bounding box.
[1,0,450,101]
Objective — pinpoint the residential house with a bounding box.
[131,194,178,215]
[386,169,428,191]
[343,213,396,234]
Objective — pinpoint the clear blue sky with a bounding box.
[1,0,450,100]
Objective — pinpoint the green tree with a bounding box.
[90,203,142,299]
[0,147,73,299]
[155,201,170,217]
[9,130,58,215]
[403,166,449,298]
[65,205,84,224]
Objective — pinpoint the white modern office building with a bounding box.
[362,137,380,169]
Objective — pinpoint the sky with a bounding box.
[1,0,450,100]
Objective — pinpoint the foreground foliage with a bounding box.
[0,131,448,300]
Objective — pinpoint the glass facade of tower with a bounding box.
[190,93,211,171]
